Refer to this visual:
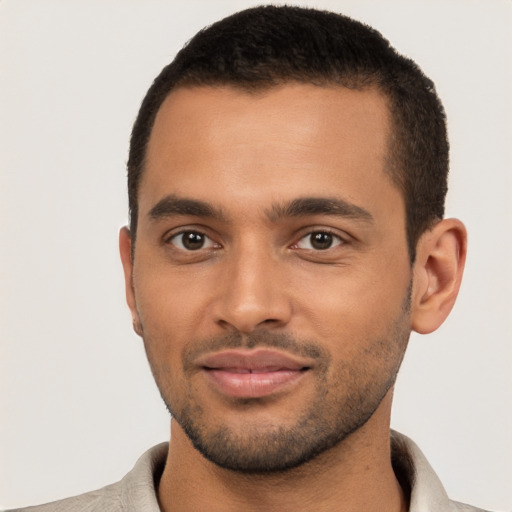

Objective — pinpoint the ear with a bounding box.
[411,218,467,334]
[119,227,143,337]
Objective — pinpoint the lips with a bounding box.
[196,349,311,398]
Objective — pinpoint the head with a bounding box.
[120,5,466,474]
[128,5,449,263]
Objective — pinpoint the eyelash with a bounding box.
[166,230,219,251]
[165,228,346,252]
[291,230,345,251]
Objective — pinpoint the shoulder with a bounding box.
[4,481,123,512]
[390,431,494,512]
[4,443,168,512]
[450,502,493,512]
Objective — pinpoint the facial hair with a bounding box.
[142,288,412,474]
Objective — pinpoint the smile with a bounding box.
[196,349,311,399]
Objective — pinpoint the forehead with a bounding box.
[141,83,398,219]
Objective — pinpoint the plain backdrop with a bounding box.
[1,0,511,510]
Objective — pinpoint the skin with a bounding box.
[120,84,466,512]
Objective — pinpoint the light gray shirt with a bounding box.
[5,431,490,511]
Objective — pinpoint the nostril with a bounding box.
[218,319,235,330]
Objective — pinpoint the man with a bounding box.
[6,5,492,512]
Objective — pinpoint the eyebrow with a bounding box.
[147,194,373,224]
[267,197,374,223]
[148,194,226,221]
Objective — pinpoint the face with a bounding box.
[123,84,413,472]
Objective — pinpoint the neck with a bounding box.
[158,394,407,512]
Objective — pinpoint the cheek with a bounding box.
[293,259,411,349]
[133,259,217,340]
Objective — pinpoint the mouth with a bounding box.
[196,349,312,399]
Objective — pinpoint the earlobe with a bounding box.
[411,218,467,334]
[119,227,143,337]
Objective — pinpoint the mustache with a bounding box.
[182,331,330,372]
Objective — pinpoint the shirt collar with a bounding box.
[391,430,452,512]
[126,432,452,512]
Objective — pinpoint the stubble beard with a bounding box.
[143,292,411,475]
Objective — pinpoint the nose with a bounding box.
[213,244,292,333]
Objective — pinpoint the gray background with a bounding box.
[1,0,511,510]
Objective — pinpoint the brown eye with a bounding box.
[311,232,334,249]
[295,231,343,250]
[169,231,216,251]
[182,232,205,250]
